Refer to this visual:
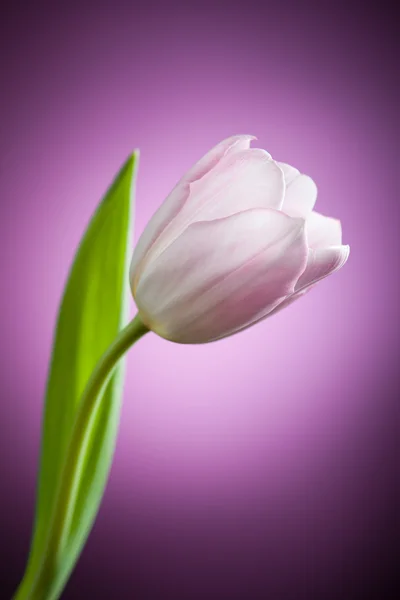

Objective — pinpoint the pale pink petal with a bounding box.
[141,149,285,272]
[306,211,342,249]
[265,287,312,317]
[181,148,284,220]
[294,245,350,292]
[267,245,349,317]
[185,134,256,182]
[279,161,317,218]
[130,135,255,288]
[278,162,300,185]
[134,208,308,343]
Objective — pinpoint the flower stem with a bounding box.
[14,314,149,600]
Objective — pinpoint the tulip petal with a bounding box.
[130,181,191,292]
[294,245,350,292]
[180,148,285,221]
[134,208,308,343]
[306,210,342,249]
[279,162,317,218]
[132,148,285,289]
[267,244,350,317]
[143,149,284,266]
[130,135,255,287]
[185,134,257,182]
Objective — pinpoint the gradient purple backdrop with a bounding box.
[1,1,398,598]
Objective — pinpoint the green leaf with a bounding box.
[17,152,139,598]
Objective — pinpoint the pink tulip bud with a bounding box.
[130,135,349,343]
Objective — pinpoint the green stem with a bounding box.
[14,314,149,600]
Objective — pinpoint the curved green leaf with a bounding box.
[16,152,138,598]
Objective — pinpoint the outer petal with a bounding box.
[130,135,255,287]
[134,208,308,343]
[306,211,342,249]
[294,245,350,292]
[279,162,317,218]
[135,148,286,279]
[268,244,350,316]
[179,148,285,222]
[185,134,257,182]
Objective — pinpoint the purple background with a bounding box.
[1,1,398,598]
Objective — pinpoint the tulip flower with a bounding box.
[130,135,349,343]
[14,139,349,600]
